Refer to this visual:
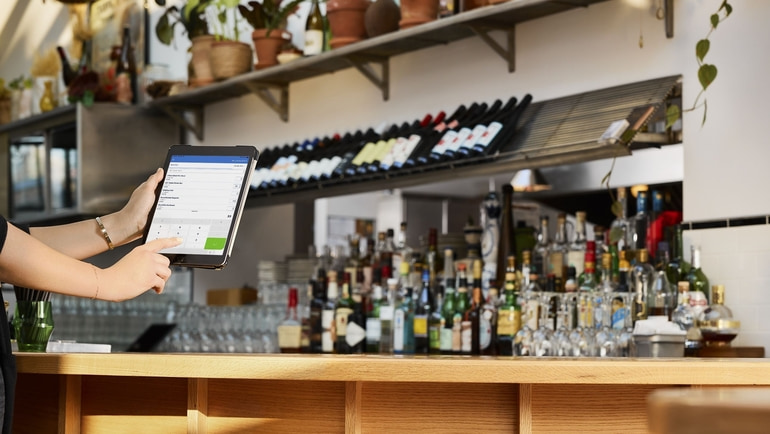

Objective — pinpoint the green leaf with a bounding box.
[610,201,623,219]
[601,170,611,187]
[721,1,733,16]
[695,39,710,63]
[701,99,708,126]
[156,13,173,45]
[609,226,625,244]
[711,13,719,29]
[665,105,680,130]
[183,0,200,21]
[698,64,718,90]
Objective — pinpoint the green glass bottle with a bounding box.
[496,256,520,356]
[439,249,456,355]
[428,288,443,355]
[334,272,354,354]
[665,224,691,286]
[453,263,470,354]
[686,245,710,305]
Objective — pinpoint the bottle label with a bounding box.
[413,314,428,338]
[429,322,441,350]
[578,294,593,328]
[460,321,472,353]
[346,321,366,347]
[549,252,565,279]
[447,127,472,153]
[366,317,382,342]
[525,300,539,329]
[440,327,453,351]
[497,308,521,336]
[379,305,394,321]
[452,320,462,352]
[335,307,353,337]
[304,29,324,56]
[475,122,503,149]
[461,124,487,150]
[393,310,405,351]
[479,315,492,350]
[611,304,627,330]
[432,130,458,155]
[567,251,585,276]
[277,324,302,350]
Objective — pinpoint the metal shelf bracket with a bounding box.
[241,82,290,122]
[469,25,516,73]
[664,0,674,38]
[346,55,390,101]
[157,105,205,141]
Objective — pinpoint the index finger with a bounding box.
[144,237,183,252]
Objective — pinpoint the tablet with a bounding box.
[142,145,259,269]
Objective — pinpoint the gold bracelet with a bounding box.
[95,216,114,250]
[91,265,100,300]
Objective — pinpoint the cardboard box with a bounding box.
[206,287,258,306]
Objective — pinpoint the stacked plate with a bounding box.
[256,261,287,284]
[288,258,317,284]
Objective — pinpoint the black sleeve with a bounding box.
[0,215,23,434]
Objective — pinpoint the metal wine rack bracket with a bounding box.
[157,105,205,141]
[346,55,390,101]
[241,82,290,122]
[665,0,674,38]
[468,25,516,73]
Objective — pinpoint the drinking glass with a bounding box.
[13,301,54,352]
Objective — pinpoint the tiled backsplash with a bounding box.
[683,224,770,351]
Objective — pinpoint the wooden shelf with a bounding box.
[149,0,609,137]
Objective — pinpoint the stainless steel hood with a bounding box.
[0,104,178,224]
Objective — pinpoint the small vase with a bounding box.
[209,41,253,80]
[190,35,215,87]
[365,0,401,38]
[252,29,291,69]
[32,76,57,116]
[13,301,54,352]
[399,0,439,29]
[39,81,56,113]
[327,0,370,49]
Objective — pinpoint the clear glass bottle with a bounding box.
[277,287,302,353]
[481,285,500,356]
[549,213,569,289]
[648,266,675,320]
[631,189,649,251]
[610,187,631,252]
[321,270,339,353]
[630,248,655,323]
[567,211,588,277]
[702,284,733,322]
[366,282,383,353]
[481,189,501,289]
[378,278,398,354]
[532,216,550,287]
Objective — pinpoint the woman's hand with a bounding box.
[114,168,164,244]
[97,236,182,302]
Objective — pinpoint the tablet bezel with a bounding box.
[141,144,258,270]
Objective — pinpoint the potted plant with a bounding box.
[208,0,254,79]
[239,0,304,69]
[327,0,369,49]
[155,0,216,86]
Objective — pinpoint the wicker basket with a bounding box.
[209,41,253,81]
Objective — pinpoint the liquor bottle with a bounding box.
[347,292,367,353]
[533,216,550,288]
[672,281,698,355]
[469,260,490,354]
[568,211,588,277]
[428,286,443,355]
[611,267,631,331]
[666,224,690,285]
[701,284,734,324]
[304,0,324,56]
[309,268,326,353]
[648,266,674,319]
[480,188,501,291]
[610,187,631,252]
[321,270,338,353]
[453,263,470,354]
[480,286,498,356]
[115,26,137,104]
[630,249,655,324]
[593,225,607,261]
[425,228,441,285]
[686,245,710,314]
[597,253,617,328]
[577,250,596,329]
[496,256,520,355]
[366,282,383,353]
[56,46,77,87]
[393,262,415,354]
[548,213,568,290]
[647,189,665,261]
[465,284,484,355]
[414,268,433,354]
[520,251,540,330]
[392,221,412,273]
[277,287,302,353]
[494,184,517,291]
[379,278,398,354]
[334,273,355,354]
[440,249,456,354]
[631,190,649,251]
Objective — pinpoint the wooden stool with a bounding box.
[649,387,770,434]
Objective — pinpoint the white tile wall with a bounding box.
[683,224,770,351]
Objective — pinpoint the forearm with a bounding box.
[1,224,104,299]
[28,211,140,260]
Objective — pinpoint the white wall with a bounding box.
[4,1,770,346]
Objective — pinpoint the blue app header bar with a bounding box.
[170,155,250,164]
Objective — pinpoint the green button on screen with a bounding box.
[204,237,227,250]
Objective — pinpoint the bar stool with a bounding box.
[648,387,770,434]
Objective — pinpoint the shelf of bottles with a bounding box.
[246,75,682,208]
[266,182,722,358]
[149,0,609,122]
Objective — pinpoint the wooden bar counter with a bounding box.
[12,353,770,433]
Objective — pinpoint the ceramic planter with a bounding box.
[190,35,215,87]
[252,29,292,69]
[399,0,439,29]
[365,0,401,38]
[209,41,253,80]
[327,0,370,49]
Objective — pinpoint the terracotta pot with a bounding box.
[190,35,215,87]
[252,29,291,69]
[365,0,401,38]
[400,0,439,29]
[209,41,253,80]
[327,0,370,49]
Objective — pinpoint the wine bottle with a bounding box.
[443,99,502,161]
[425,102,483,163]
[57,46,77,87]
[304,0,325,56]
[484,93,533,155]
[413,268,433,354]
[115,26,137,104]
[412,104,468,166]
[456,96,517,158]
[494,184,518,290]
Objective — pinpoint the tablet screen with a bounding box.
[143,145,258,269]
